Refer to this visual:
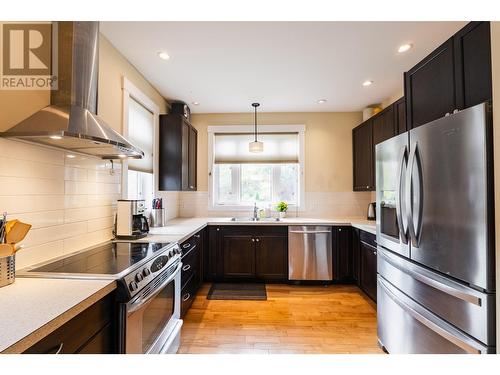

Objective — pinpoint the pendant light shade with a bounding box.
[249,102,264,153]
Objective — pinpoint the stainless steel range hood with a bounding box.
[0,22,144,159]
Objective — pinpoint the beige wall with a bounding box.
[98,35,168,132]
[190,112,362,192]
[0,88,49,132]
[490,21,500,350]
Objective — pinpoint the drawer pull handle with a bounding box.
[182,264,191,271]
[251,238,255,242]
[55,343,64,354]
[194,234,200,238]
[182,243,191,249]
[183,293,191,302]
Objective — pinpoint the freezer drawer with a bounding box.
[288,226,332,281]
[377,275,493,354]
[378,247,495,345]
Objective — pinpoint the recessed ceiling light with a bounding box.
[157,51,170,60]
[362,80,374,87]
[50,135,62,140]
[66,154,76,159]
[192,101,200,106]
[398,43,413,53]
[317,99,327,104]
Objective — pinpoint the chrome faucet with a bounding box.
[253,202,258,221]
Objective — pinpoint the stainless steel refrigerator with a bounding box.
[375,101,496,354]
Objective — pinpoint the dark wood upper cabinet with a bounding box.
[394,97,407,135]
[454,21,492,110]
[405,37,456,129]
[372,105,396,145]
[405,22,492,130]
[159,114,197,191]
[333,226,352,282]
[352,119,374,191]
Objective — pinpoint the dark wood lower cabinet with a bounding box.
[208,225,288,282]
[333,226,352,282]
[180,229,204,317]
[24,291,116,354]
[351,228,361,283]
[223,234,256,279]
[255,235,287,281]
[359,240,377,302]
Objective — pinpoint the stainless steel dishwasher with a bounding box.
[288,226,333,281]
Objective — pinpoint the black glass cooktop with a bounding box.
[29,242,170,275]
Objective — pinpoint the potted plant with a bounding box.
[276,201,288,219]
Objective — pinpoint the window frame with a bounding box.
[121,77,160,200]
[208,124,306,211]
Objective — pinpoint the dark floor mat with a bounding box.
[207,283,267,300]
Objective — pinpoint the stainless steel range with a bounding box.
[18,241,183,354]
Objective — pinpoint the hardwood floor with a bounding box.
[179,283,382,354]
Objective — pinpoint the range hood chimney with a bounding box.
[0,22,144,159]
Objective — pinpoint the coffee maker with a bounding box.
[115,199,149,239]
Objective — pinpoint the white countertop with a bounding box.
[143,216,376,244]
[0,278,116,353]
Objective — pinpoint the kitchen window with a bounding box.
[122,77,160,211]
[208,125,305,210]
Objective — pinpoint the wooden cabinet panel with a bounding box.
[188,126,198,191]
[351,228,360,284]
[222,235,256,279]
[360,240,377,302]
[373,105,395,146]
[24,292,115,354]
[405,38,456,129]
[454,21,492,109]
[255,235,287,281]
[394,97,407,135]
[333,226,352,282]
[181,122,190,191]
[352,119,374,191]
[205,226,220,281]
[159,114,197,191]
[405,22,492,130]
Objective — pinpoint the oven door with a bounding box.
[120,261,182,354]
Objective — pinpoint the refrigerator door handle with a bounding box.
[395,146,408,244]
[406,142,423,247]
[378,247,482,306]
[378,277,483,354]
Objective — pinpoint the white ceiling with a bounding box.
[100,21,466,113]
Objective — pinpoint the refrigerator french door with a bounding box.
[376,101,496,354]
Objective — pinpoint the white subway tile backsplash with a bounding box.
[0,138,120,270]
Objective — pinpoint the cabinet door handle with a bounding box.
[54,343,64,354]
[194,234,200,238]
[182,293,191,302]
[216,228,220,231]
[182,264,191,271]
[189,185,194,189]
[373,251,377,256]
[256,238,260,242]
[251,238,255,242]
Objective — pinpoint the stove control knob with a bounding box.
[129,281,138,292]
[169,250,174,257]
[142,268,151,277]
[135,273,144,283]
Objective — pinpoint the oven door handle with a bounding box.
[127,262,182,314]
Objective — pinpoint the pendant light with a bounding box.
[249,102,264,153]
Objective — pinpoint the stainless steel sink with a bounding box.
[230,217,280,222]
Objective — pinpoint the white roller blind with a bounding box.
[128,97,154,173]
[214,132,299,164]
